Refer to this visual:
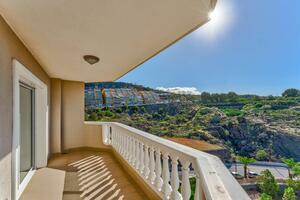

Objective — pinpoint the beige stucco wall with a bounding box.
[61,81,85,149]
[0,15,50,200]
[60,80,105,150]
[50,78,62,154]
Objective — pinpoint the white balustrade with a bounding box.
[162,152,171,198]
[155,149,163,191]
[85,121,251,200]
[181,160,191,200]
[171,156,181,200]
[135,140,140,170]
[149,147,156,184]
[144,145,150,178]
[139,142,144,174]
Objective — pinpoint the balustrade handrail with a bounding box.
[85,121,250,200]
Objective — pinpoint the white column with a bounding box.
[194,173,204,200]
[170,156,181,200]
[155,149,163,191]
[149,147,156,184]
[162,152,171,199]
[125,135,129,160]
[128,136,133,164]
[144,145,150,178]
[181,161,191,200]
[135,140,140,170]
[132,138,136,167]
[139,142,144,174]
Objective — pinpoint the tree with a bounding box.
[286,178,300,191]
[257,169,279,198]
[140,106,146,113]
[256,150,268,161]
[281,158,297,178]
[90,112,98,121]
[282,88,300,97]
[291,164,300,177]
[238,156,256,178]
[200,92,211,103]
[282,187,296,200]
[227,91,238,99]
[260,193,272,200]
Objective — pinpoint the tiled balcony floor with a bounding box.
[48,149,149,200]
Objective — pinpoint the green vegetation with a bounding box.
[282,89,300,98]
[281,158,299,178]
[257,170,279,198]
[260,193,272,200]
[85,87,300,160]
[256,150,268,161]
[283,187,297,200]
[237,156,256,178]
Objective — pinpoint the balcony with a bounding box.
[20,122,250,200]
[0,1,252,199]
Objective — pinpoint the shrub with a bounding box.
[282,187,297,200]
[210,115,221,124]
[256,150,268,161]
[282,88,300,97]
[223,108,243,116]
[90,112,98,121]
[257,170,279,198]
[103,110,114,117]
[286,178,300,191]
[260,193,272,200]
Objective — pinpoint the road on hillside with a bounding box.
[229,162,289,179]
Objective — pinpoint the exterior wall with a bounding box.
[61,80,106,150]
[61,81,85,149]
[0,15,50,200]
[50,79,62,154]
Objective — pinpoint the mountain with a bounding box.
[85,83,300,161]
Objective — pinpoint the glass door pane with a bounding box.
[19,83,35,184]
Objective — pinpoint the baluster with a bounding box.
[123,134,126,156]
[125,135,129,159]
[113,131,116,148]
[120,133,123,154]
[155,149,163,191]
[149,147,156,184]
[162,152,171,198]
[119,133,123,154]
[135,140,140,170]
[126,135,131,162]
[144,145,150,178]
[116,132,119,151]
[132,138,136,167]
[130,137,134,165]
[170,156,181,200]
[139,142,144,174]
[124,135,128,159]
[194,173,204,200]
[181,160,191,200]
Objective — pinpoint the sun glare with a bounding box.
[195,0,234,41]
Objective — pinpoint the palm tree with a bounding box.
[238,156,256,178]
[281,158,297,178]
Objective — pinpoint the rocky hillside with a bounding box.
[85,85,300,161]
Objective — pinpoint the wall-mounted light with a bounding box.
[83,55,100,65]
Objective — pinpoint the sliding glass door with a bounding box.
[19,83,35,184]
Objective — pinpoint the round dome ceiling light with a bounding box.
[83,55,100,65]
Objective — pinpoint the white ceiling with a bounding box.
[0,0,216,82]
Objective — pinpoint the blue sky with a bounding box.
[119,0,300,96]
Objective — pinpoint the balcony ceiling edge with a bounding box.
[0,0,216,82]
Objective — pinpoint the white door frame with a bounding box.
[12,59,49,199]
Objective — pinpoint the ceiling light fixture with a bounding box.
[83,55,100,65]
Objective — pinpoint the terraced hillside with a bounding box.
[85,83,300,161]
